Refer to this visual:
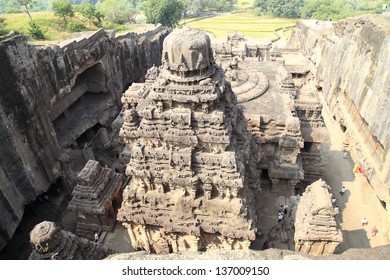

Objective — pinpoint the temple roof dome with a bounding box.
[30,221,63,254]
[162,28,212,74]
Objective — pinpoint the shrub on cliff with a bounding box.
[0,17,6,36]
[28,20,45,40]
[66,21,87,32]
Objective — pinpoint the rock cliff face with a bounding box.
[287,15,390,223]
[0,26,170,251]
[288,15,390,149]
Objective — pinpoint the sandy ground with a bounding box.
[319,94,390,252]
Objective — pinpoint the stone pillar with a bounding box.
[99,127,110,147]
[82,146,95,161]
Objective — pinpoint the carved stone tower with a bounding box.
[294,179,343,256]
[118,28,257,253]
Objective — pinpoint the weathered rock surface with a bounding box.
[288,14,390,234]
[289,15,390,149]
[0,26,170,251]
[294,179,342,256]
[29,221,114,260]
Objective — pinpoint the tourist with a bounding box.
[94,232,99,243]
[362,218,368,226]
[278,212,283,223]
[334,205,340,213]
[332,197,336,204]
[262,240,269,250]
[343,151,347,159]
[278,204,284,213]
[339,186,346,196]
[372,226,378,236]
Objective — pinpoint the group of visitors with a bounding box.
[277,204,289,223]
[335,185,378,237]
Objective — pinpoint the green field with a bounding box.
[1,12,134,41]
[184,13,297,40]
[1,1,297,42]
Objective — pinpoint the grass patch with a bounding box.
[185,13,296,39]
[1,12,134,41]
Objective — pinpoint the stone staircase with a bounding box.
[94,152,114,167]
[235,72,269,103]
[356,174,371,206]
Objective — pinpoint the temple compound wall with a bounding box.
[118,28,258,253]
[0,26,170,251]
[288,15,390,238]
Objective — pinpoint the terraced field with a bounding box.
[184,13,296,40]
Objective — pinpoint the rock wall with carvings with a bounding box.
[118,28,258,253]
[288,14,390,233]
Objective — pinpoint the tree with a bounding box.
[211,0,237,12]
[76,3,104,25]
[5,0,36,21]
[301,0,342,20]
[144,0,184,27]
[97,0,134,24]
[253,0,268,11]
[0,17,6,36]
[52,0,74,26]
[183,0,208,16]
[253,0,304,18]
[28,20,45,39]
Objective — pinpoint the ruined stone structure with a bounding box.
[0,26,169,253]
[294,179,343,256]
[118,28,258,253]
[212,36,327,195]
[213,32,272,62]
[68,160,123,238]
[288,14,390,238]
[29,221,114,260]
[1,13,389,259]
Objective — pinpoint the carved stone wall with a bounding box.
[294,179,343,256]
[118,28,257,253]
[0,26,170,251]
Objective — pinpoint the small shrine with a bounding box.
[68,160,123,238]
[294,179,343,256]
[29,221,114,260]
